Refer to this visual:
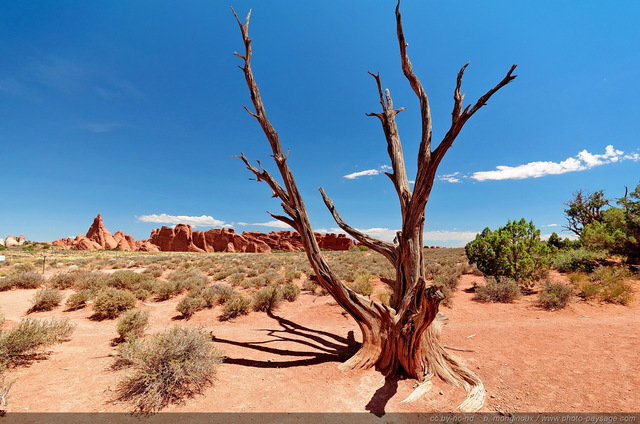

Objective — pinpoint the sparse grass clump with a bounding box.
[537,280,573,310]
[219,296,251,321]
[93,288,137,320]
[28,288,64,313]
[115,326,223,413]
[252,285,282,312]
[0,318,75,369]
[116,309,150,341]
[473,276,521,303]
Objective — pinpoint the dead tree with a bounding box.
[233,2,516,412]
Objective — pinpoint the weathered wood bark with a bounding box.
[232,2,516,412]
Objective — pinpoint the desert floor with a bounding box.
[1,263,638,415]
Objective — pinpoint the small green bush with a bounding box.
[473,276,521,303]
[115,326,223,413]
[28,288,64,313]
[0,318,75,369]
[219,296,251,321]
[116,309,150,340]
[465,219,554,285]
[93,288,137,320]
[65,290,92,311]
[537,281,573,310]
[281,282,300,302]
[252,285,282,312]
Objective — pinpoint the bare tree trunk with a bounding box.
[232,1,516,412]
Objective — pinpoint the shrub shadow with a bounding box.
[211,311,359,369]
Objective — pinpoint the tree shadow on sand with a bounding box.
[212,312,402,416]
[211,311,359,368]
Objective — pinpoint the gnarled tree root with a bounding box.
[402,313,485,412]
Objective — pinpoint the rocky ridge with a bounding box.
[52,214,355,253]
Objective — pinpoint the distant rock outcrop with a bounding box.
[52,215,144,251]
[51,214,355,253]
[147,225,354,253]
[3,235,26,247]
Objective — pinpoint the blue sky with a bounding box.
[1,1,638,247]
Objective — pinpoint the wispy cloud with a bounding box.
[471,145,637,181]
[237,220,293,229]
[137,214,226,228]
[81,122,127,133]
[343,165,392,180]
[438,172,462,183]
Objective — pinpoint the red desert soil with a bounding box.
[1,272,638,414]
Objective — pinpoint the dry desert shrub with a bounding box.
[92,288,138,320]
[281,282,300,302]
[116,309,150,341]
[3,269,44,290]
[65,290,92,311]
[28,288,64,313]
[168,268,208,291]
[348,273,374,296]
[473,276,521,303]
[0,317,74,370]
[571,265,635,305]
[115,326,222,413]
[142,264,164,278]
[219,295,251,321]
[176,293,205,320]
[48,271,78,289]
[252,284,282,312]
[537,280,573,310]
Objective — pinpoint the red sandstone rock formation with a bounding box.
[52,215,146,251]
[85,214,118,249]
[52,215,354,253]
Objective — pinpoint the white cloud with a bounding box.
[471,145,635,181]
[237,220,293,229]
[137,214,226,228]
[343,165,392,180]
[423,231,479,244]
[438,172,462,183]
